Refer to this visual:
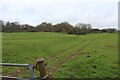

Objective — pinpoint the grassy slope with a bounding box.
[2,32,118,78]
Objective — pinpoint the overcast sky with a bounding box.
[0,0,119,29]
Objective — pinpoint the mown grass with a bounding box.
[2,32,119,78]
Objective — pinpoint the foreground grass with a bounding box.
[2,32,118,78]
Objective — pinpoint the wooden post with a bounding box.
[37,58,50,80]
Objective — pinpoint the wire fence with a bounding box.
[1,59,80,79]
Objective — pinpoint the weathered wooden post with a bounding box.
[37,58,50,80]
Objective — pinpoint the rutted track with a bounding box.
[47,39,95,74]
[7,39,95,77]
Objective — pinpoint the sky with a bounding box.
[0,0,119,29]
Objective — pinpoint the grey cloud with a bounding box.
[0,0,118,29]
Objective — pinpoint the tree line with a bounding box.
[0,20,118,35]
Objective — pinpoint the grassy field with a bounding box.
[2,32,119,78]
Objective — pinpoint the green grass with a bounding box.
[2,32,119,78]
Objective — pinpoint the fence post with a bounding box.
[37,58,50,80]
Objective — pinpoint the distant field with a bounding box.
[2,32,118,78]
